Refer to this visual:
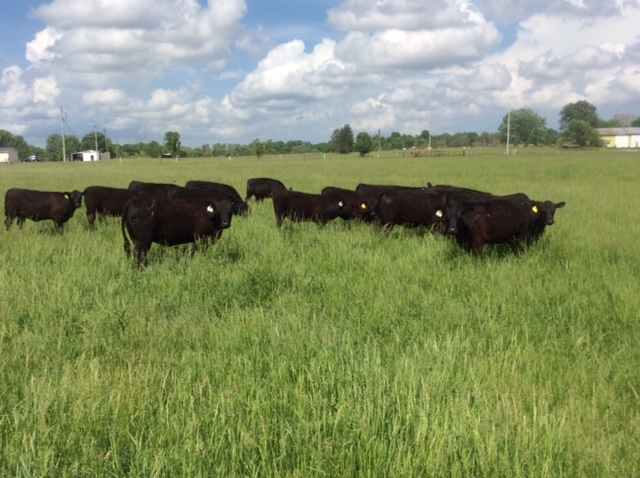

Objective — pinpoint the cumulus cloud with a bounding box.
[327,0,501,70]
[83,88,127,106]
[329,0,488,31]
[30,0,246,77]
[3,0,640,147]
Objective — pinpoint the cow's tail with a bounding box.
[121,200,132,257]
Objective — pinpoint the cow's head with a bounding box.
[210,200,233,229]
[533,200,565,225]
[65,190,83,209]
[442,199,465,234]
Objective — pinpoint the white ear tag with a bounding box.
[338,201,344,207]
[207,205,214,213]
[436,210,443,218]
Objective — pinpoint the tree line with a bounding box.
[1,101,638,161]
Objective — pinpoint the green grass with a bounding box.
[1,148,639,476]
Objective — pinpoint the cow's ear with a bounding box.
[338,201,344,207]
[555,201,566,209]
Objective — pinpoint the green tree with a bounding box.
[164,131,181,157]
[354,132,373,157]
[81,131,110,153]
[563,119,602,147]
[330,124,354,154]
[45,134,64,162]
[251,139,265,159]
[0,129,30,160]
[498,108,548,145]
[631,117,640,127]
[560,100,599,130]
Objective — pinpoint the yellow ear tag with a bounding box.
[65,194,70,199]
[532,205,538,214]
[360,203,367,210]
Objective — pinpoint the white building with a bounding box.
[72,150,111,161]
[597,128,640,148]
[0,147,19,163]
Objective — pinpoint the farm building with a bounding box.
[597,127,640,148]
[0,147,19,163]
[71,150,111,161]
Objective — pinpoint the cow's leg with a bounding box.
[5,214,14,230]
[471,237,484,256]
[135,241,151,267]
[86,210,96,226]
[16,216,26,229]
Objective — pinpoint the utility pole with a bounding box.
[505,104,511,155]
[378,128,381,158]
[103,127,108,159]
[60,106,67,162]
[93,123,98,153]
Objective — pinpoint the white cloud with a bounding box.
[3,0,640,147]
[26,27,64,63]
[83,88,127,106]
[33,76,59,104]
[329,0,488,31]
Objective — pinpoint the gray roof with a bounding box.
[597,127,640,136]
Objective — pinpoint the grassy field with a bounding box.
[1,147,639,476]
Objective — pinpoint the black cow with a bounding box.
[272,190,355,227]
[377,189,447,230]
[442,193,536,255]
[527,199,566,244]
[355,183,428,218]
[185,180,250,216]
[246,178,287,202]
[321,186,375,222]
[83,186,138,225]
[426,184,494,203]
[5,188,83,232]
[121,197,232,266]
[128,180,182,196]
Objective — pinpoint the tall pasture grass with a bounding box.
[1,148,639,476]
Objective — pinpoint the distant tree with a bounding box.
[498,108,548,145]
[330,124,354,154]
[631,117,640,127]
[612,113,635,127]
[81,131,110,153]
[0,129,30,159]
[354,132,373,157]
[563,119,602,147]
[45,134,64,162]
[211,143,228,157]
[599,118,623,128]
[164,131,181,157]
[560,100,599,130]
[546,128,559,145]
[144,141,163,158]
[251,139,265,159]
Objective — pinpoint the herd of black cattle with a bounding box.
[4,177,565,265]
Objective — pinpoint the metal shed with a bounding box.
[0,147,19,163]
[597,127,640,148]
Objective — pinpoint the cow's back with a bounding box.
[246,178,287,201]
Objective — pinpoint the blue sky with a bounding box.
[2,0,640,148]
